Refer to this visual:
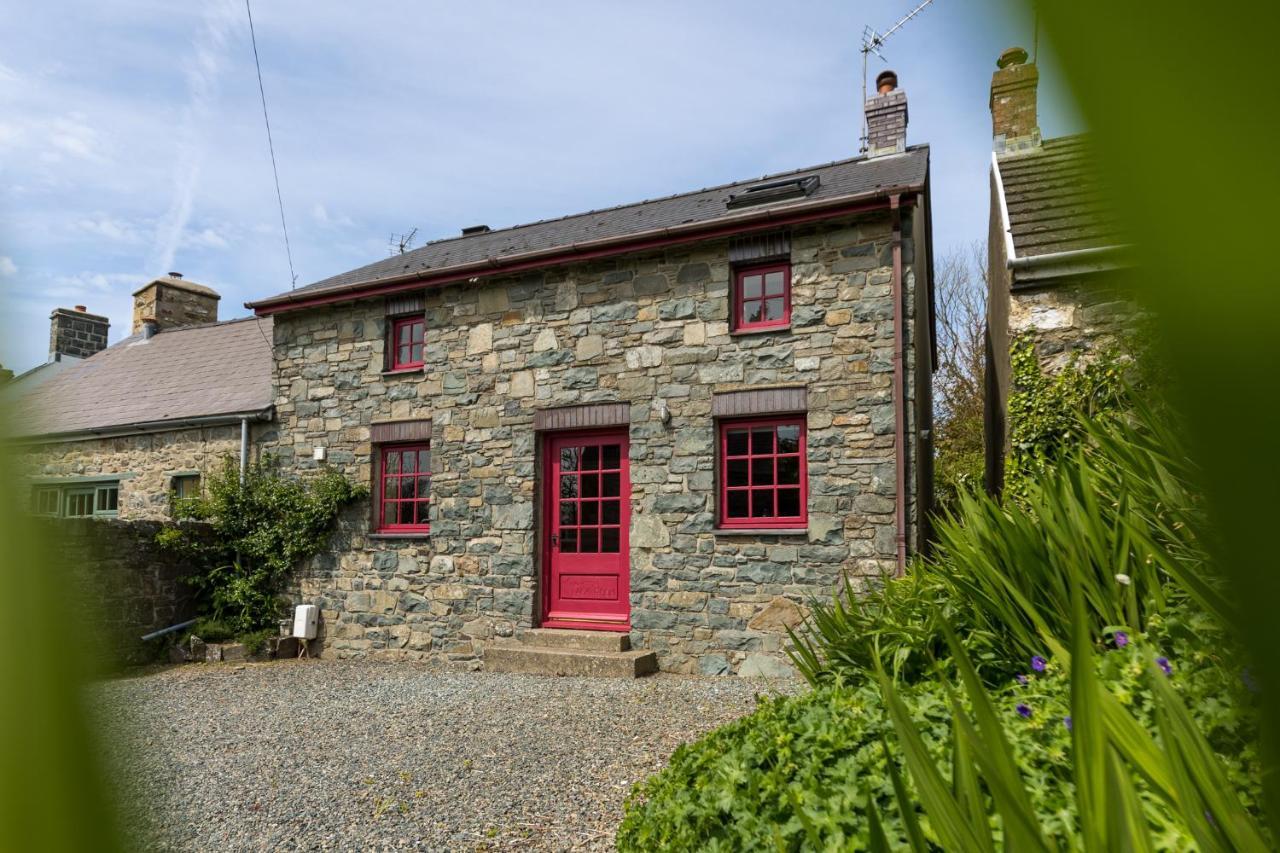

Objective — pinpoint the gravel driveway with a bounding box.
[92,661,785,851]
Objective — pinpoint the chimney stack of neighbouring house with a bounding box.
[990,46,1041,153]
[48,305,110,360]
[864,70,908,157]
[131,272,220,335]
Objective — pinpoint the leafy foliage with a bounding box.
[156,457,365,635]
[792,398,1215,685]
[1003,337,1130,504]
[619,613,1263,851]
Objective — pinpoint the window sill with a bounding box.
[382,366,425,377]
[729,325,791,338]
[369,532,431,540]
[712,527,807,537]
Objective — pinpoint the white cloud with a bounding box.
[181,227,229,249]
[0,257,16,277]
[76,215,144,243]
[311,203,354,229]
[148,0,241,274]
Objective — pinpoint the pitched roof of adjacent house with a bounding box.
[993,134,1125,259]
[7,316,274,440]
[248,147,931,313]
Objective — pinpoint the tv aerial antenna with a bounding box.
[388,227,418,256]
[860,0,936,152]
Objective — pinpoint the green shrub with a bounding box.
[621,609,1263,851]
[791,396,1220,685]
[236,629,275,656]
[157,457,365,635]
[189,617,235,644]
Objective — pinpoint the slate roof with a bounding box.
[995,134,1124,258]
[8,316,274,440]
[250,147,930,310]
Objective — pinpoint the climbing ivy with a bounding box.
[1003,336,1132,503]
[156,457,365,634]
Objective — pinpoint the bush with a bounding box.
[620,609,1264,851]
[157,457,365,635]
[792,395,1219,685]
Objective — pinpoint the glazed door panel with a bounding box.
[543,430,630,630]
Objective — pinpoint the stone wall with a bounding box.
[35,518,205,667]
[18,423,274,519]
[268,212,928,675]
[1007,273,1141,372]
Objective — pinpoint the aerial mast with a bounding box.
[860,0,936,152]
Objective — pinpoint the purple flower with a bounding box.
[1031,655,1047,672]
[1157,657,1172,676]
[1063,716,1073,731]
[1016,674,1028,686]
[1016,704,1032,718]
[1114,631,1129,648]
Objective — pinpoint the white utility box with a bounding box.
[292,604,319,640]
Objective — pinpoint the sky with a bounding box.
[0,0,1081,373]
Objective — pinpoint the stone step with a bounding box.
[517,628,631,652]
[485,643,657,678]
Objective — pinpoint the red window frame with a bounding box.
[389,316,425,370]
[376,442,431,533]
[718,416,807,529]
[733,262,791,331]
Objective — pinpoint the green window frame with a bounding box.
[31,481,120,518]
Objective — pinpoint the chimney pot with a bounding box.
[74,305,87,313]
[875,70,898,94]
[997,46,1029,68]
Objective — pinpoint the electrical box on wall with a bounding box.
[292,604,318,640]
[312,446,326,461]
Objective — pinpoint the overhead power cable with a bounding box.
[245,0,298,288]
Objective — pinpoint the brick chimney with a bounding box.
[864,70,908,157]
[990,46,1041,153]
[131,272,220,335]
[48,305,110,360]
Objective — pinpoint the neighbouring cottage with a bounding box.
[984,47,1141,492]
[247,73,937,676]
[8,273,276,519]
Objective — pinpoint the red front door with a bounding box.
[543,430,630,631]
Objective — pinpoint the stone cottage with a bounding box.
[247,75,937,676]
[8,274,275,519]
[984,47,1139,491]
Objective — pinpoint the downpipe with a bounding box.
[890,195,908,577]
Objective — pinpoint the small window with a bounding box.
[389,316,425,370]
[95,484,119,515]
[733,262,791,332]
[64,488,95,518]
[377,443,431,533]
[718,417,807,529]
[171,474,201,500]
[32,487,60,516]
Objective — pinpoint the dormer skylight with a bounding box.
[725,175,820,209]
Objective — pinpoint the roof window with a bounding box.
[726,175,820,209]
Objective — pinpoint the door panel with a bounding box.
[544,430,630,630]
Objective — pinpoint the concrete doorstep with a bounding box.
[484,628,657,678]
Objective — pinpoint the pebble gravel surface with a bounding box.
[91,661,786,851]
